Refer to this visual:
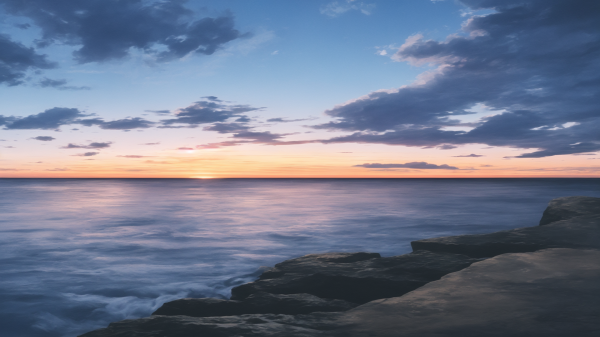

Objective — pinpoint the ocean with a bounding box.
[1,178,599,337]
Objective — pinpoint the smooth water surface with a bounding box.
[1,178,599,337]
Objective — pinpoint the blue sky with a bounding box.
[1,0,599,177]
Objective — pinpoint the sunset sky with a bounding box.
[1,0,599,178]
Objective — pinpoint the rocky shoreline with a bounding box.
[79,196,600,336]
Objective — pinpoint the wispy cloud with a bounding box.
[354,162,459,170]
[453,154,483,158]
[320,1,375,17]
[61,142,112,150]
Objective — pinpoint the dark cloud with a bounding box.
[97,117,155,130]
[141,142,160,145]
[73,152,99,157]
[315,0,600,158]
[0,115,15,126]
[232,131,283,142]
[161,98,262,127]
[38,78,90,91]
[32,136,55,141]
[0,0,244,64]
[177,147,194,150]
[203,122,251,134]
[354,162,459,170]
[62,142,112,149]
[235,116,252,123]
[453,154,483,157]
[0,109,154,130]
[0,34,55,86]
[3,107,86,130]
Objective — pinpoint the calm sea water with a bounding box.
[1,178,599,337]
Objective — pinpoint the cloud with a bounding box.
[76,117,155,130]
[453,154,483,157]
[314,0,600,158]
[0,107,155,130]
[73,152,99,157]
[1,0,245,64]
[177,147,194,150]
[32,136,55,141]
[62,142,112,149]
[0,34,55,86]
[320,1,375,17]
[38,78,90,91]
[96,118,155,130]
[160,98,263,127]
[141,142,160,145]
[266,117,316,123]
[3,107,87,130]
[354,162,459,170]
[203,122,251,133]
[117,155,152,158]
[145,110,171,115]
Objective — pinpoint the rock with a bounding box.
[332,248,600,337]
[411,214,600,258]
[153,297,246,317]
[153,292,357,317]
[78,313,340,337]
[538,196,600,225]
[81,248,600,337]
[78,196,600,337]
[231,251,480,304]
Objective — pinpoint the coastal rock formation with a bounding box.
[78,313,340,337]
[79,196,600,337]
[231,250,480,304]
[411,197,600,258]
[538,196,600,225]
[153,292,357,317]
[332,248,600,337]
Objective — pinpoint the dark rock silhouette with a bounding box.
[231,251,479,304]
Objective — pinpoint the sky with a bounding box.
[0,0,599,178]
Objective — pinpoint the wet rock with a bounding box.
[231,251,479,304]
[153,292,357,317]
[78,313,341,337]
[411,214,600,258]
[411,196,600,258]
[153,297,245,317]
[539,196,600,225]
[332,248,600,337]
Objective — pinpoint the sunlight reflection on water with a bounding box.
[1,178,599,337]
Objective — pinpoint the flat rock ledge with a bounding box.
[80,196,600,337]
